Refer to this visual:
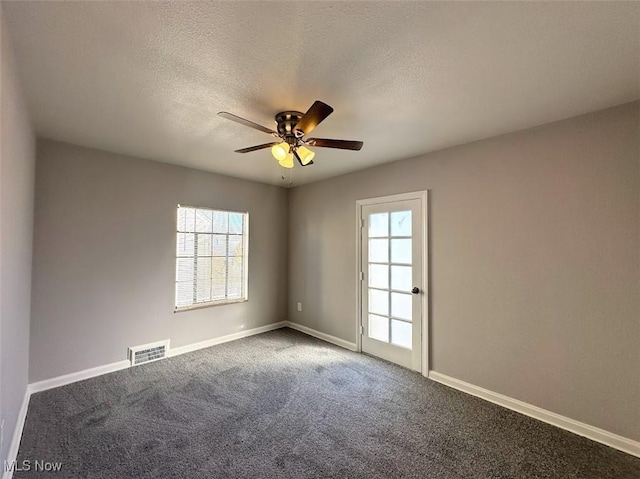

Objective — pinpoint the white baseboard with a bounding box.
[30,322,289,395]
[428,371,640,458]
[28,360,131,395]
[168,321,287,357]
[3,389,31,479]
[284,321,357,351]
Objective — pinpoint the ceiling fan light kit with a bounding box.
[296,146,315,165]
[271,142,290,162]
[218,100,363,169]
[278,151,294,169]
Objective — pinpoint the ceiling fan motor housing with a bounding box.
[275,111,304,139]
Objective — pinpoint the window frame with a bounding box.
[174,204,249,312]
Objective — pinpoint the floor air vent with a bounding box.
[128,340,170,366]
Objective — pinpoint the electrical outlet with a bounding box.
[297,302,302,312]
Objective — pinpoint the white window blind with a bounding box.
[175,205,248,310]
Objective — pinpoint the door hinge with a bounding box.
[359,325,364,335]
[359,271,364,280]
[360,218,364,228]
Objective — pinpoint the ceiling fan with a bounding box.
[218,100,363,168]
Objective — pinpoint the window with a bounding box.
[175,205,248,311]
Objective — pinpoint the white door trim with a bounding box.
[355,190,429,376]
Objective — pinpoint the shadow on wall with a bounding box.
[426,191,434,371]
[305,219,324,329]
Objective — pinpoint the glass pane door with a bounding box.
[367,211,413,349]
[360,197,423,372]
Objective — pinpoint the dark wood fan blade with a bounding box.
[293,150,314,166]
[218,112,278,136]
[234,142,279,153]
[293,101,334,136]
[306,138,363,151]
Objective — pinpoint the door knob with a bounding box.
[411,287,420,294]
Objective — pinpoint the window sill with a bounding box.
[174,298,248,313]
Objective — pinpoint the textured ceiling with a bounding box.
[2,1,639,187]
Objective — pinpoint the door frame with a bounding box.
[355,190,429,377]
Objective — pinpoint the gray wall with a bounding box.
[288,102,640,441]
[0,15,36,463]
[31,140,288,382]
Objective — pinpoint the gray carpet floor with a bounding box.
[15,328,640,478]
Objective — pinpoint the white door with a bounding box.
[360,196,424,372]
